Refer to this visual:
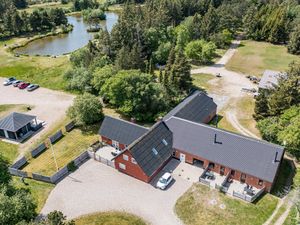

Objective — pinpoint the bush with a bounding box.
[67,161,77,172]
[184,39,216,64]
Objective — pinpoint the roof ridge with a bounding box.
[167,116,284,150]
[104,115,148,130]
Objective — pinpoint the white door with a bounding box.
[180,153,186,162]
[112,140,119,149]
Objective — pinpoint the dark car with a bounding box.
[26,84,39,92]
[18,82,30,89]
[13,80,22,87]
[3,77,16,86]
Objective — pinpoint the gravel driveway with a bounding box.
[41,159,192,225]
[0,78,74,150]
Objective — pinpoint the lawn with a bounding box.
[0,141,19,164]
[23,125,99,176]
[74,211,147,225]
[175,184,278,225]
[192,73,215,92]
[12,176,54,213]
[283,206,298,225]
[0,38,70,91]
[226,40,300,77]
[0,104,29,117]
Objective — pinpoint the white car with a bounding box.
[3,77,16,86]
[156,172,173,190]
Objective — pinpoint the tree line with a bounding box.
[0,0,68,39]
[254,62,300,157]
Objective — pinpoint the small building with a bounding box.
[114,121,173,183]
[258,70,286,90]
[163,90,217,124]
[165,116,284,192]
[0,112,39,142]
[99,116,149,150]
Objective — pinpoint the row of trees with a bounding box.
[243,0,300,54]
[254,62,300,157]
[0,0,68,38]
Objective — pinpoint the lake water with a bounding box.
[15,12,118,56]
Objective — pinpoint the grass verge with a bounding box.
[192,73,215,92]
[74,211,147,225]
[23,125,99,176]
[12,176,54,212]
[175,184,278,225]
[226,40,300,77]
[283,206,298,225]
[0,141,19,164]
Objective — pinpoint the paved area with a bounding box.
[95,146,116,161]
[0,78,74,151]
[41,159,192,225]
[191,38,260,139]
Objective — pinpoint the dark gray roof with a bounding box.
[163,90,217,123]
[0,112,36,132]
[129,121,173,177]
[165,117,284,183]
[99,116,148,146]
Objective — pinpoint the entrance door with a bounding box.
[180,153,186,162]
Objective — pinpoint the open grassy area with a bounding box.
[23,125,99,176]
[0,104,30,117]
[192,73,215,92]
[74,211,147,225]
[12,176,54,212]
[283,206,298,225]
[270,204,287,225]
[226,40,300,77]
[0,37,70,91]
[175,184,278,225]
[0,141,19,164]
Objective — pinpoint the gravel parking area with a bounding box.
[0,78,74,149]
[41,159,192,225]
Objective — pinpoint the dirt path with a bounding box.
[191,37,260,139]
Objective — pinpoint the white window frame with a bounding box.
[119,163,126,170]
[131,158,137,164]
[123,154,129,161]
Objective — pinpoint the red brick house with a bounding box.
[98,91,284,193]
[114,122,173,183]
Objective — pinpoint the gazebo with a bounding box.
[0,112,38,141]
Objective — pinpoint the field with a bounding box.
[192,73,215,92]
[0,38,70,91]
[23,125,99,176]
[12,176,54,212]
[0,142,19,164]
[74,211,147,225]
[226,40,300,77]
[175,184,278,225]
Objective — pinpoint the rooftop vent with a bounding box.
[152,147,158,155]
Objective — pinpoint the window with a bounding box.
[231,170,235,176]
[220,166,225,175]
[258,179,263,186]
[123,154,129,161]
[240,173,246,183]
[152,148,158,155]
[131,158,137,164]
[208,162,215,169]
[119,163,126,170]
[162,139,168,146]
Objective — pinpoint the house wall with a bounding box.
[100,135,126,150]
[115,150,151,183]
[202,108,217,124]
[174,149,273,192]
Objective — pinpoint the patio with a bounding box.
[95,145,116,161]
[199,169,227,189]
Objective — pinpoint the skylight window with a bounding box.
[162,139,168,146]
[152,148,158,155]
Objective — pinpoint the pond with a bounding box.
[15,12,118,56]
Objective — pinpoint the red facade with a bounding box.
[100,135,126,150]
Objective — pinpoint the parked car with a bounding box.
[12,80,22,87]
[27,84,39,91]
[18,82,30,89]
[3,77,16,86]
[156,172,173,190]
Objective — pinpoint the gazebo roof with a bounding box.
[0,112,36,132]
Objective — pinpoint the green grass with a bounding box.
[283,206,298,225]
[272,159,294,195]
[270,204,287,225]
[20,2,73,13]
[226,40,300,77]
[0,141,19,164]
[175,184,278,225]
[12,176,54,213]
[23,125,99,176]
[192,73,215,92]
[74,211,147,225]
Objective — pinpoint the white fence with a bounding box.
[88,150,115,168]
